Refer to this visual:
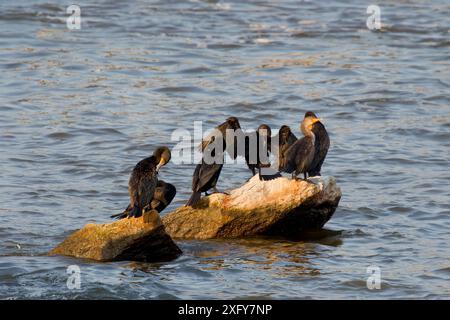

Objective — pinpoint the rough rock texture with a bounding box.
[163,175,341,239]
[49,212,182,262]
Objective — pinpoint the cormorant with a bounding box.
[111,146,171,219]
[305,111,329,177]
[280,115,320,180]
[186,117,241,207]
[274,125,297,171]
[111,180,175,220]
[141,180,176,224]
[244,124,272,179]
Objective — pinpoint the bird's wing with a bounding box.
[138,175,157,209]
[128,168,141,206]
[317,127,330,160]
[196,163,223,191]
[310,125,330,170]
[288,132,298,145]
[225,128,246,159]
[191,163,202,191]
[283,138,311,172]
[151,181,176,212]
[199,128,223,152]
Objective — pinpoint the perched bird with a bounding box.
[200,117,241,154]
[149,180,177,213]
[186,162,224,206]
[305,111,330,177]
[274,125,297,171]
[280,115,320,180]
[186,117,241,207]
[111,180,175,220]
[244,124,272,179]
[141,180,175,224]
[111,146,171,219]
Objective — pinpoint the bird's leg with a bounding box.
[304,172,307,180]
[128,203,140,218]
[291,172,299,181]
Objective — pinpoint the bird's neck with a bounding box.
[305,130,315,143]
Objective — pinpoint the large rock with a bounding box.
[162,175,341,239]
[49,212,182,262]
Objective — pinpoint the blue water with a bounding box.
[0,0,449,299]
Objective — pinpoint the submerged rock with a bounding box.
[49,211,182,262]
[163,175,341,239]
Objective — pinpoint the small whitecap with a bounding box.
[196,42,208,49]
[250,23,268,31]
[216,2,231,10]
[254,38,271,44]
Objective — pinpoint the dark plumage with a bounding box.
[186,117,241,207]
[112,180,176,219]
[280,116,319,179]
[111,146,171,219]
[149,180,176,213]
[274,125,297,171]
[245,124,272,179]
[305,111,330,176]
[186,162,223,206]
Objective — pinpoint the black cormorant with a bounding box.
[274,125,297,171]
[111,180,175,220]
[186,117,241,207]
[245,124,272,179]
[149,180,176,213]
[111,146,171,219]
[280,115,320,180]
[304,111,329,177]
[142,180,176,224]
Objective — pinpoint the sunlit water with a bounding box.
[0,0,449,299]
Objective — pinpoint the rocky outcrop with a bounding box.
[162,175,341,239]
[49,211,182,262]
[49,176,341,262]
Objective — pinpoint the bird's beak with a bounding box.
[156,159,165,172]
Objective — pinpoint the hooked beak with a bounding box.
[308,118,322,130]
[156,159,165,172]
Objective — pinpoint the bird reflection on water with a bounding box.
[126,230,342,279]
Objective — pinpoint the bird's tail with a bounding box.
[186,192,201,207]
[110,211,127,219]
[110,204,139,219]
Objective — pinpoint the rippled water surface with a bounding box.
[1,0,449,299]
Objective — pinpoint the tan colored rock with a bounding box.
[162,175,341,239]
[49,211,181,262]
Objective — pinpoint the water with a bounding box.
[0,0,449,299]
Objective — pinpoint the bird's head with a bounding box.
[257,124,272,137]
[225,117,241,130]
[301,112,321,134]
[279,125,292,142]
[153,146,171,172]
